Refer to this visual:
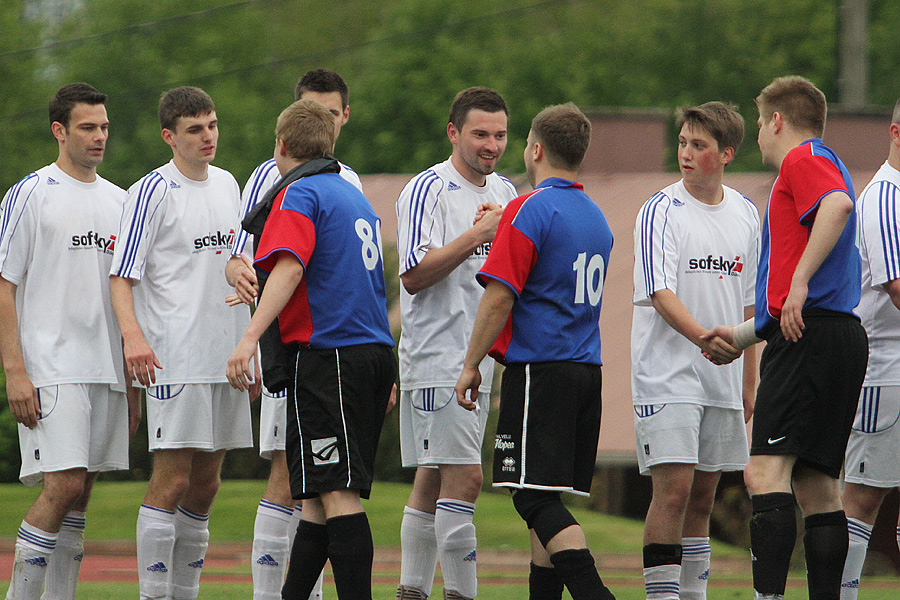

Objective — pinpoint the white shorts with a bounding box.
[634,403,748,475]
[400,387,490,467]
[18,384,129,487]
[259,386,288,459]
[844,386,900,487]
[146,383,253,451]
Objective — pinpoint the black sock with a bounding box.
[529,562,564,600]
[549,548,615,600]
[642,543,682,568]
[749,492,796,596]
[282,519,328,600]
[326,512,374,600]
[804,510,848,600]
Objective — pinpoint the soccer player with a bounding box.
[839,98,900,600]
[225,68,361,600]
[110,86,254,600]
[395,86,515,600]
[0,83,138,600]
[226,98,396,600]
[455,102,615,600]
[703,76,867,600]
[632,101,758,600]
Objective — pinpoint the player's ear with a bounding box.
[277,138,289,157]
[51,121,67,142]
[447,122,459,145]
[161,128,175,147]
[720,146,735,166]
[341,105,349,126]
[890,123,900,147]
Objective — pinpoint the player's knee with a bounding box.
[511,489,578,547]
[437,519,476,553]
[43,472,88,510]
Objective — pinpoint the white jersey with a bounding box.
[111,161,249,384]
[0,164,126,390]
[397,158,517,392]
[232,158,362,257]
[856,160,900,385]
[631,180,759,409]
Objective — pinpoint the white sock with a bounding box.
[41,511,86,600]
[896,526,900,557]
[252,500,292,600]
[7,521,56,600]
[137,504,176,600]
[171,507,209,600]
[399,506,438,597]
[840,518,872,600]
[643,563,681,600]
[680,536,711,600]
[287,505,324,600]
[434,499,476,599]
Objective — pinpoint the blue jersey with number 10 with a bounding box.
[254,172,394,350]
[478,177,613,365]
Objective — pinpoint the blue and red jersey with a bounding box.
[755,138,860,338]
[478,177,613,365]
[254,172,394,349]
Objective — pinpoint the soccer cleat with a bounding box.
[396,584,428,599]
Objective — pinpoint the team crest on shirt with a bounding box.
[70,230,117,255]
[686,254,743,278]
[193,229,235,255]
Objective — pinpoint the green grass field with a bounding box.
[0,480,896,599]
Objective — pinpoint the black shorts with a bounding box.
[752,310,868,478]
[493,361,602,496]
[285,343,396,500]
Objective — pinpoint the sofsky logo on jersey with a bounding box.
[71,230,116,255]
[471,242,492,257]
[687,254,743,277]
[193,229,235,255]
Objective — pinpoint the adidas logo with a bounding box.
[146,561,168,573]
[188,559,204,569]
[698,569,709,580]
[256,554,279,566]
[672,197,684,206]
[447,181,461,191]
[170,181,181,189]
[74,552,84,562]
[842,579,859,589]
[25,557,48,567]
[47,177,60,186]
[463,550,476,562]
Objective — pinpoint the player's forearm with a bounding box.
[650,288,708,347]
[241,253,304,344]
[109,275,146,342]
[0,277,27,374]
[462,280,515,370]
[401,228,485,294]
[225,255,246,287]
[885,279,900,312]
[741,306,757,393]
[791,191,854,288]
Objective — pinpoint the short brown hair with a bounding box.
[531,102,592,170]
[294,68,349,107]
[449,87,508,130]
[676,101,744,160]
[158,86,215,131]
[275,99,335,162]
[756,76,827,137]
[49,83,107,128]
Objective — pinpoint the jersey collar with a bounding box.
[536,176,583,190]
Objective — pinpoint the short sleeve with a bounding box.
[110,172,167,281]
[785,153,849,226]
[254,185,317,272]
[743,202,760,307]
[396,171,445,275]
[633,193,678,306]
[234,160,279,257]
[0,174,40,284]
[478,195,538,295]
[862,180,900,289]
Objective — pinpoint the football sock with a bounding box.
[282,520,328,600]
[8,521,56,600]
[840,518,871,600]
[749,493,795,598]
[398,505,438,597]
[435,499,477,599]
[136,504,176,600]
[680,537,711,600]
[289,505,324,600]
[549,548,615,600]
[327,512,374,600]
[171,507,209,600]
[804,510,848,600]
[41,511,85,600]
[251,499,292,600]
[642,543,682,600]
[528,562,563,600]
